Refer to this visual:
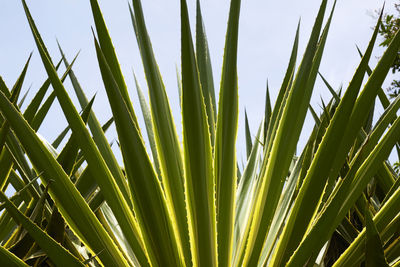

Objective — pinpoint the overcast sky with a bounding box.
[0,0,397,162]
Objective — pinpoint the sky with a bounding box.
[0,0,398,163]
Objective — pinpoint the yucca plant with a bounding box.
[0,0,400,266]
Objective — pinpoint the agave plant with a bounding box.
[0,0,400,266]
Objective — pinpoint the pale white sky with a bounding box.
[0,0,397,162]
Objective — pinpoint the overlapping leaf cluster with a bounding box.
[0,0,400,266]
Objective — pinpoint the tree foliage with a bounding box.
[379,4,400,97]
